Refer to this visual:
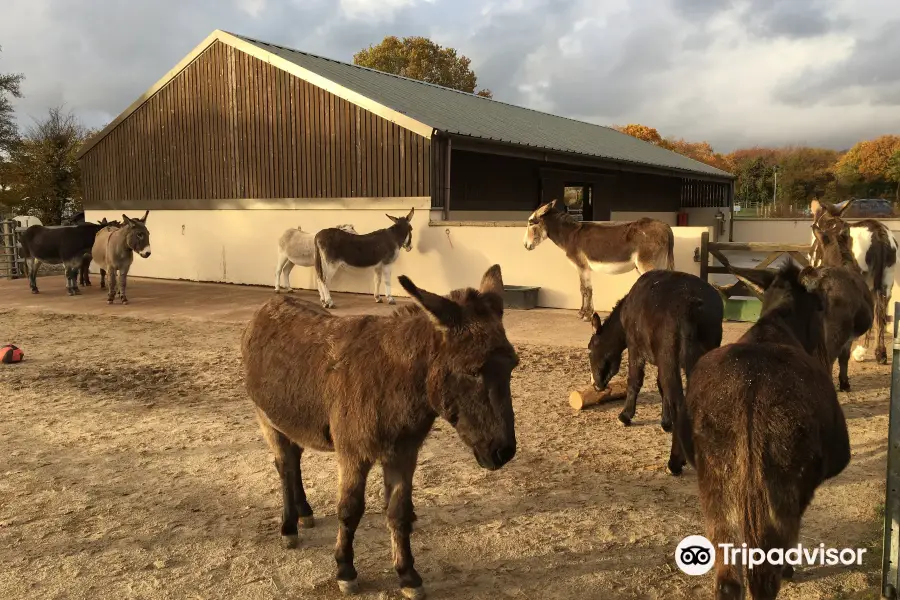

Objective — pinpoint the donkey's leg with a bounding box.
[838,343,852,392]
[274,253,287,293]
[290,442,315,529]
[64,264,78,296]
[255,410,304,548]
[657,363,683,434]
[119,270,130,305]
[335,455,373,594]
[578,267,593,321]
[383,263,395,305]
[618,357,645,427]
[27,257,39,293]
[383,450,424,599]
[106,269,118,304]
[874,291,889,365]
[100,268,107,290]
[318,261,338,308]
[80,255,92,286]
[666,402,686,476]
[282,261,295,293]
[373,264,384,303]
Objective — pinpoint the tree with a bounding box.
[833,135,900,200]
[5,107,90,224]
[0,45,24,155]
[354,36,493,98]
[614,124,662,144]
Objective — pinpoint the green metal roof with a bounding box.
[232,33,734,181]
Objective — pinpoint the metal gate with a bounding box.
[0,220,24,279]
[882,305,900,598]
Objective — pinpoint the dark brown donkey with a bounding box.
[679,262,850,599]
[809,198,897,364]
[523,199,674,320]
[242,265,518,599]
[588,270,723,474]
[314,208,414,308]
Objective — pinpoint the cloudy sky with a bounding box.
[1,0,898,152]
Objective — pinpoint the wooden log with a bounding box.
[569,380,628,410]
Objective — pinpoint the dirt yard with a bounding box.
[0,276,889,600]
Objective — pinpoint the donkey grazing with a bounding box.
[91,212,151,305]
[523,199,675,321]
[314,208,414,308]
[588,270,723,473]
[274,223,357,293]
[809,199,897,364]
[18,219,113,295]
[679,262,850,599]
[242,265,518,599]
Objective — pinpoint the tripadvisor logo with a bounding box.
[674,535,867,575]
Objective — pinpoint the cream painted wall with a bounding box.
[86,204,710,312]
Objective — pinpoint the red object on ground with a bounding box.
[1,345,23,364]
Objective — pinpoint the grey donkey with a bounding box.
[91,211,152,305]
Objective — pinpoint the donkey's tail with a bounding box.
[314,237,325,283]
[666,226,675,270]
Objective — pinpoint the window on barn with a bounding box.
[564,184,592,221]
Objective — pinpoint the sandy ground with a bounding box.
[0,276,889,600]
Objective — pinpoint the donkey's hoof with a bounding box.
[31,289,39,294]
[660,419,673,433]
[107,299,115,305]
[401,586,426,600]
[665,461,683,476]
[73,288,82,295]
[839,380,851,393]
[121,299,129,305]
[274,288,281,294]
[286,288,294,294]
[67,290,75,296]
[281,534,299,549]
[876,351,888,365]
[337,579,358,595]
[617,413,632,427]
[375,296,382,303]
[299,515,315,529]
[387,297,396,305]
[782,564,795,580]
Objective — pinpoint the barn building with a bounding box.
[77,29,734,310]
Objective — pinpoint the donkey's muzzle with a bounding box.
[140,251,151,258]
[476,443,516,471]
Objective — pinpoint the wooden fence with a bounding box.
[696,231,811,321]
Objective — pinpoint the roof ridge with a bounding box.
[228,31,628,134]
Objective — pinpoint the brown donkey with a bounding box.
[523,199,674,320]
[242,265,518,599]
[679,262,850,599]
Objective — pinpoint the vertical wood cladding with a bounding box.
[81,41,431,205]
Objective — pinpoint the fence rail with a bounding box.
[696,231,811,298]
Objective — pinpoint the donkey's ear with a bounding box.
[835,198,855,216]
[398,276,463,330]
[140,210,149,223]
[591,312,602,333]
[479,265,504,317]
[810,199,822,218]
[406,207,415,221]
[122,214,134,225]
[479,264,504,296]
[726,265,776,299]
[386,214,399,224]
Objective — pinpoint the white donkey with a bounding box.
[275,224,357,293]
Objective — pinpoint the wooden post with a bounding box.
[699,231,709,282]
[442,136,451,221]
[882,301,900,599]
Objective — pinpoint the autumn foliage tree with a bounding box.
[354,36,493,98]
[834,135,900,201]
